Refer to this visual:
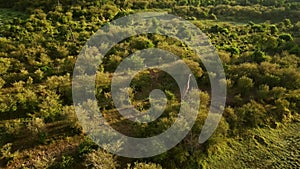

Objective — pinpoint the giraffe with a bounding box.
[183,74,192,98]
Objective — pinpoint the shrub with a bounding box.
[279,33,293,41]
[83,149,118,169]
[26,117,46,143]
[0,143,18,165]
[127,162,163,169]
[78,137,99,156]
[37,90,63,122]
[236,100,266,128]
[48,155,74,169]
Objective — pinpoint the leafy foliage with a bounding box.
[0,0,299,168]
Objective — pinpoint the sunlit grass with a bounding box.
[205,123,300,168]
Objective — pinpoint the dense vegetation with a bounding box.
[0,0,299,168]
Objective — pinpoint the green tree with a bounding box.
[274,99,292,123]
[237,100,266,128]
[237,76,254,96]
[252,50,267,63]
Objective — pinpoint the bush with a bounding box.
[48,155,74,169]
[0,143,18,165]
[131,1,149,9]
[26,117,46,143]
[37,90,63,122]
[236,101,267,128]
[83,149,118,169]
[279,33,293,41]
[252,50,267,63]
[78,137,99,156]
[127,162,163,169]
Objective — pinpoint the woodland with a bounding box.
[0,0,300,168]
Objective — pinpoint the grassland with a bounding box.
[205,122,300,169]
